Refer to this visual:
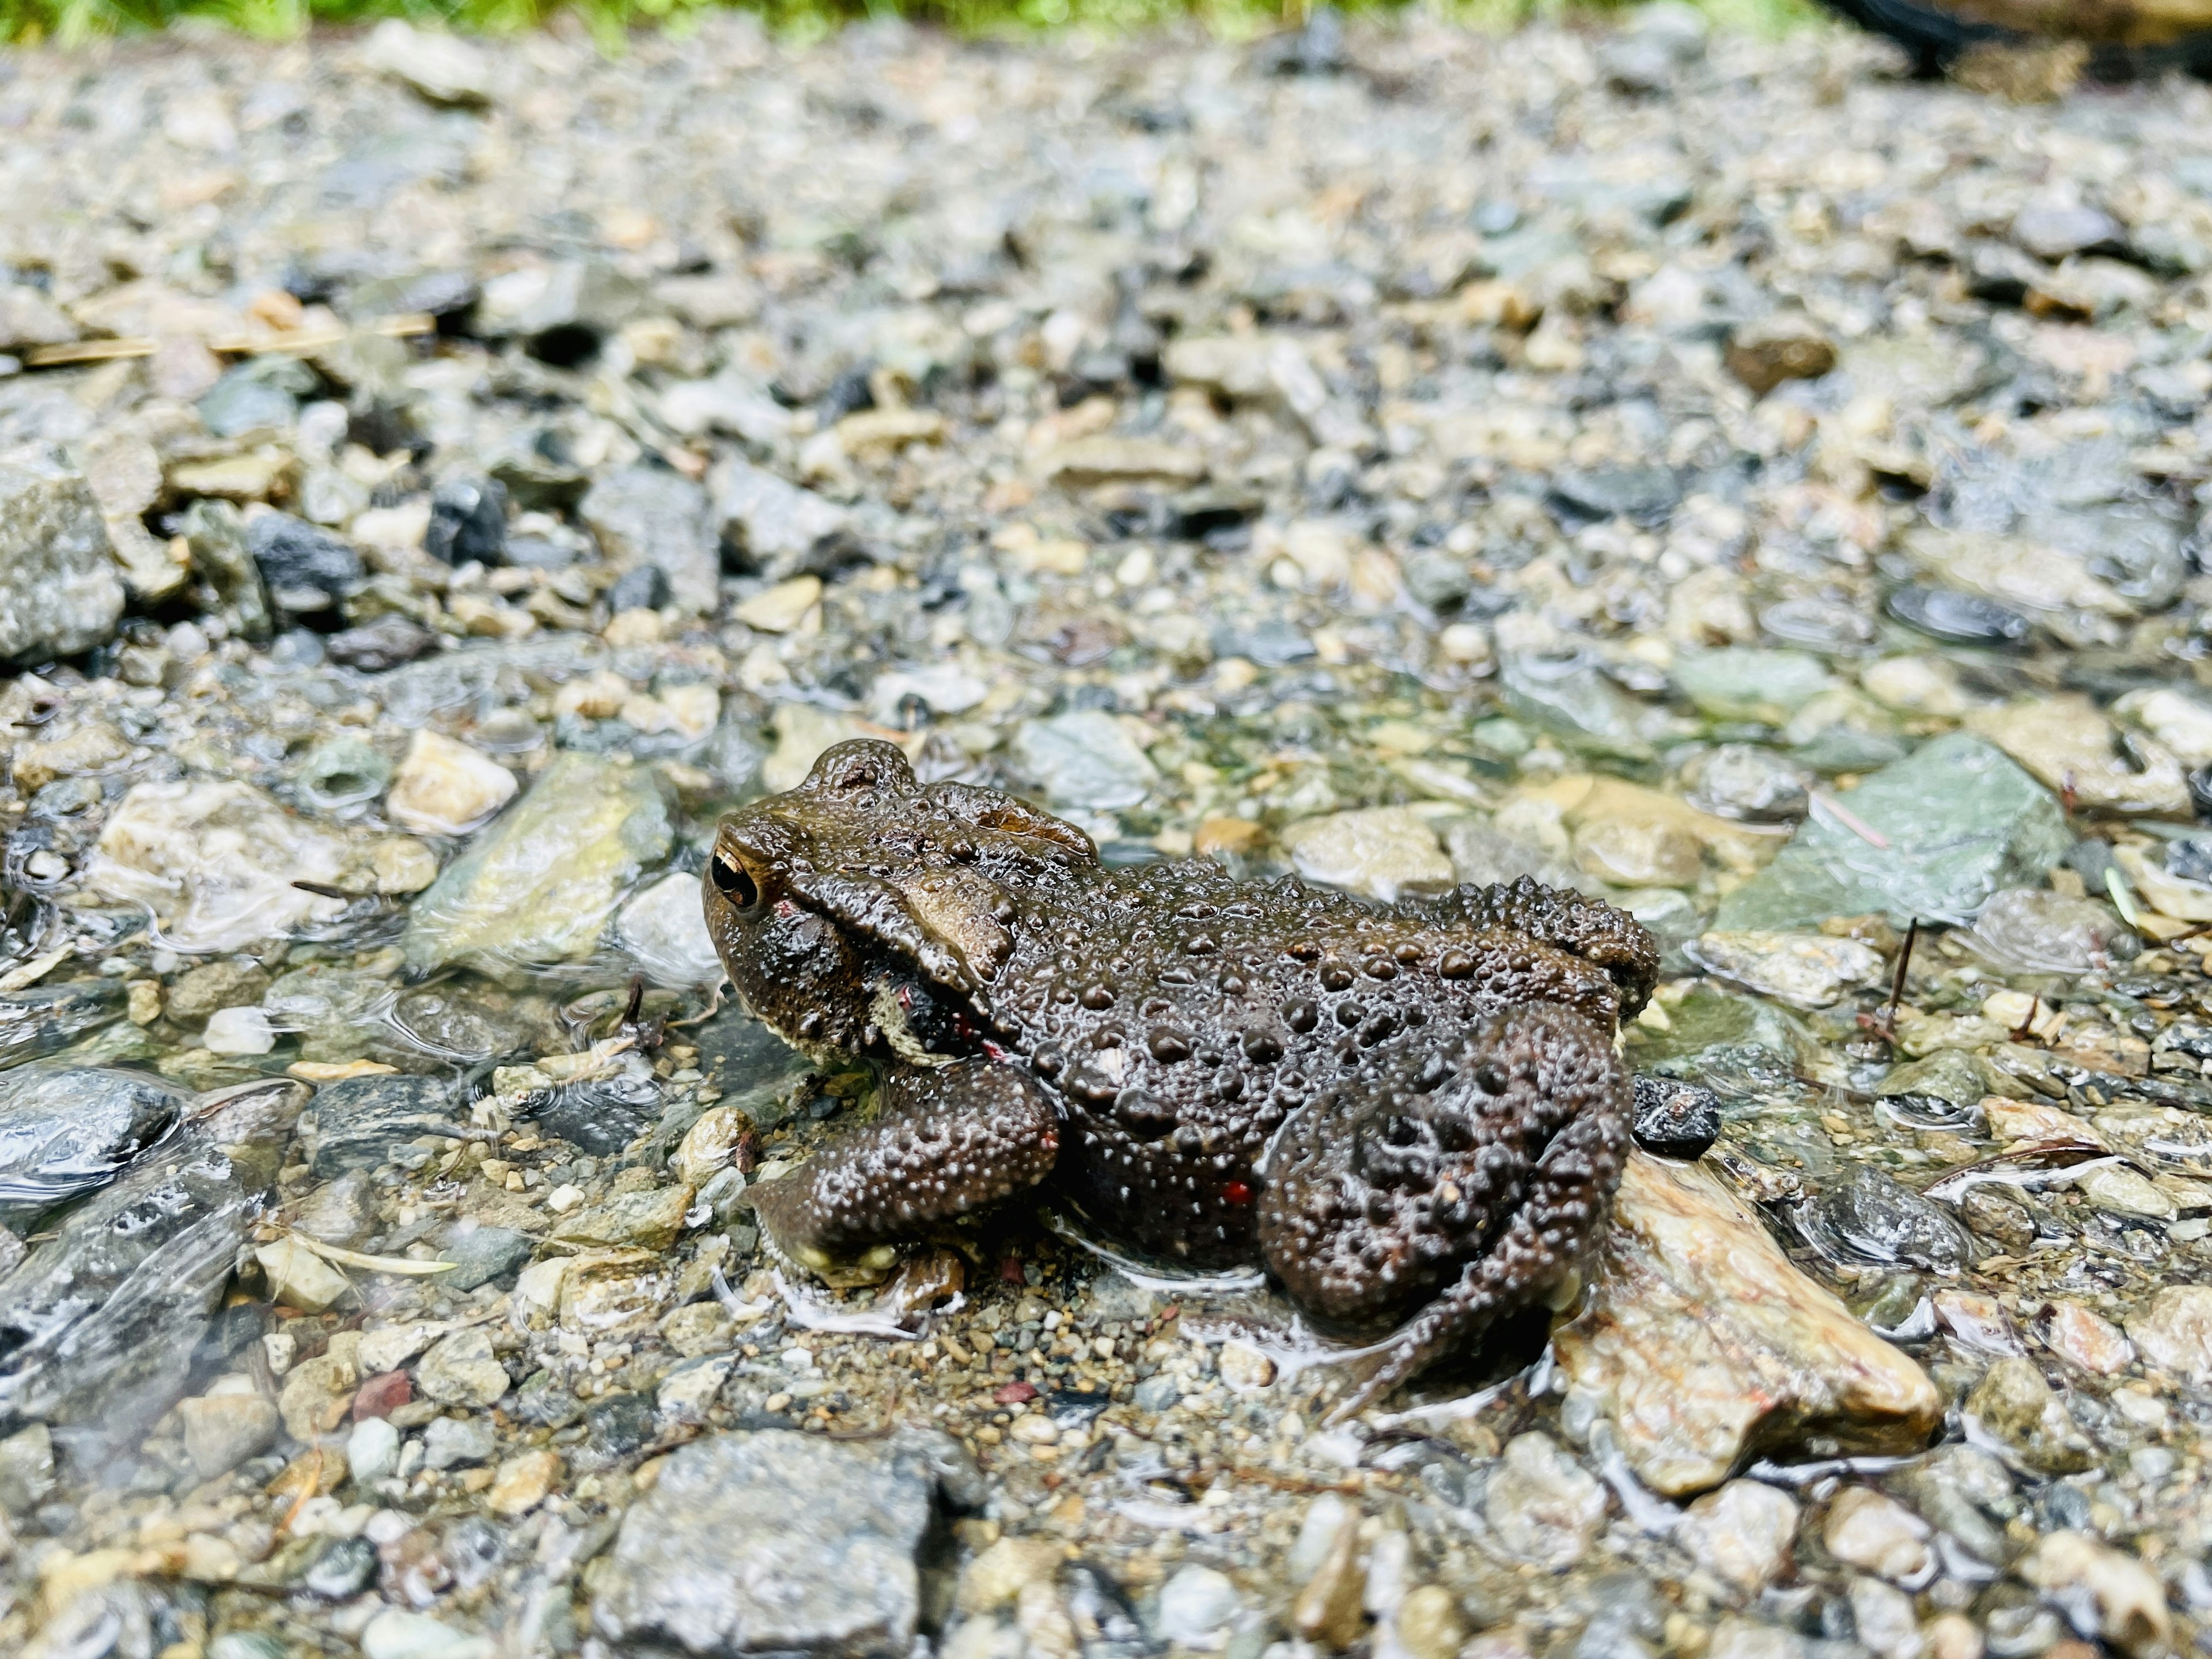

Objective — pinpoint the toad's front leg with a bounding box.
[750,1061,1060,1272]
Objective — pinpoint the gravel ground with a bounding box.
[5,11,2212,1659]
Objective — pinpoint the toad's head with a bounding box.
[703,739,1096,1061]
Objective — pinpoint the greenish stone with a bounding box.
[1787,724,1910,775]
[438,1225,536,1290]
[1672,649,1832,723]
[403,753,673,983]
[296,736,393,812]
[197,360,311,440]
[180,500,273,645]
[263,967,393,1065]
[1627,982,1803,1069]
[1499,656,1654,762]
[1876,1049,1988,1108]
[1470,715,1533,759]
[1712,732,2068,931]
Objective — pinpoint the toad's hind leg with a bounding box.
[1323,1101,1626,1423]
[750,1062,1059,1269]
[1256,1001,1629,1422]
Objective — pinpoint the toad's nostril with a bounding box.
[711,855,759,910]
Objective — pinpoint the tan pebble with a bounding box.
[2018,1532,2171,1654]
[37,1548,138,1618]
[1393,1585,1467,1659]
[1822,1488,1931,1583]
[957,1536,1064,1615]
[2035,1300,2135,1375]
[2127,1284,2212,1384]
[673,1105,748,1186]
[1674,1478,1800,1597]
[256,1237,349,1315]
[555,668,632,719]
[733,575,823,634]
[287,1058,400,1083]
[372,837,441,895]
[178,1532,241,1583]
[1922,1613,1983,1659]
[266,1446,348,1501]
[1460,1630,1533,1659]
[488,1448,563,1517]
[1016,1578,1080,1659]
[1194,816,1266,857]
[277,1353,358,1442]
[385,730,517,837]
[1217,1340,1275,1391]
[1291,1510,1367,1649]
[1574,815,1702,888]
[602,608,665,646]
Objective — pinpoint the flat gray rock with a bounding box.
[593,1427,980,1658]
[0,447,124,666]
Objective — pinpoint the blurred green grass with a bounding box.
[3,0,1817,55]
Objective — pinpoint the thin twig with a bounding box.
[1879,918,1918,1041]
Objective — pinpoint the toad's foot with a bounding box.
[749,1060,1060,1275]
[1321,1100,1626,1424]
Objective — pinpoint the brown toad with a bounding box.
[704,740,1657,1412]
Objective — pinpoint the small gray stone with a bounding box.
[199,365,305,439]
[1009,711,1158,812]
[711,454,851,580]
[1671,650,1832,724]
[618,870,726,988]
[177,1389,282,1480]
[0,285,75,354]
[1673,1479,1799,1597]
[1156,1566,1242,1644]
[593,1427,981,1658]
[423,1414,498,1470]
[1683,745,1812,824]
[1501,654,1657,763]
[1801,1164,1975,1276]
[1444,820,1584,892]
[1132,1373,1182,1413]
[303,1534,381,1600]
[1484,1433,1607,1570]
[438,1225,535,1291]
[416,1328,512,1408]
[0,1063,190,1231]
[0,446,125,666]
[247,512,364,602]
[2012,204,2124,262]
[0,1422,56,1514]
[578,465,718,613]
[307,1075,463,1179]
[1548,465,1680,524]
[1964,887,2139,975]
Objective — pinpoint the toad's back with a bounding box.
[986,858,1642,1265]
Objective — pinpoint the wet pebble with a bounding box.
[1282,808,1455,904]
[1673,1479,1800,1597]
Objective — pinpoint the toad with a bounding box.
[704,740,1659,1412]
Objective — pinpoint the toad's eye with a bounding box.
[711,856,759,910]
